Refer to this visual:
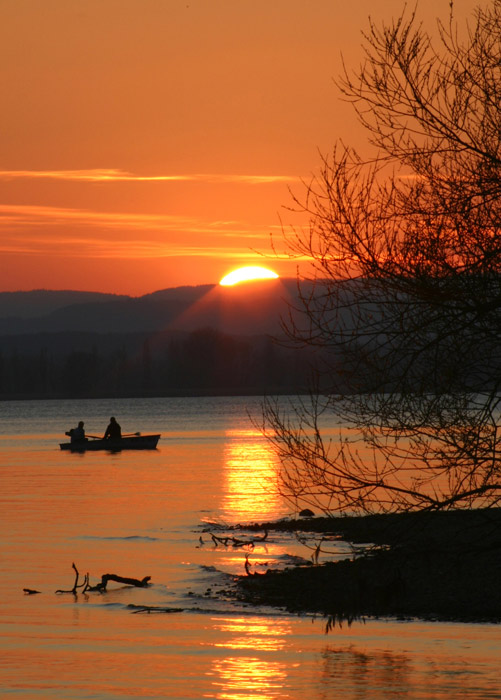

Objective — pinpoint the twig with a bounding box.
[244,554,263,577]
[55,564,150,594]
[209,530,268,549]
[244,554,252,576]
[55,563,88,594]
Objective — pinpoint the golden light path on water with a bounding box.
[204,427,294,699]
[221,428,282,523]
[210,616,292,700]
[1,398,501,698]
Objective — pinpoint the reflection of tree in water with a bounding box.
[319,647,411,697]
[222,429,283,523]
[319,644,489,697]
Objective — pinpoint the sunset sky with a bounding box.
[0,0,478,295]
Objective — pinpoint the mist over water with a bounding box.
[1,396,500,699]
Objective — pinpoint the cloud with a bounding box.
[0,234,273,260]
[0,203,289,260]
[0,203,208,229]
[0,169,299,185]
[0,203,283,234]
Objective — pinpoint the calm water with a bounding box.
[1,396,500,699]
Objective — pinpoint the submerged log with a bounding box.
[87,574,151,592]
[128,604,182,614]
[208,530,268,549]
[55,564,151,594]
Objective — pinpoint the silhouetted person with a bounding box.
[66,421,86,443]
[104,416,121,440]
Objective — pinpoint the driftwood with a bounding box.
[55,563,150,594]
[207,530,268,549]
[200,531,269,575]
[127,604,182,614]
[86,574,151,592]
[23,588,41,595]
[244,553,264,577]
[55,563,89,594]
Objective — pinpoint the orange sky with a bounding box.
[0,0,479,295]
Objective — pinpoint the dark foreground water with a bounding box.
[1,397,500,699]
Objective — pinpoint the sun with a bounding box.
[219,266,279,286]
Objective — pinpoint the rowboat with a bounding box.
[60,434,160,452]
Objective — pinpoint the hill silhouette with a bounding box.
[0,290,129,320]
[0,279,324,399]
[0,280,296,336]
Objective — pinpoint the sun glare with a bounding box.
[219,266,279,286]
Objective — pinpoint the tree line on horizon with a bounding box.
[0,327,331,400]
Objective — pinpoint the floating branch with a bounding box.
[127,604,182,614]
[208,530,268,549]
[312,538,325,565]
[244,553,252,576]
[55,563,89,594]
[244,554,263,577]
[55,563,150,594]
[23,588,41,595]
[86,574,151,593]
[294,532,352,563]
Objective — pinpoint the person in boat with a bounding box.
[65,421,86,443]
[104,416,122,440]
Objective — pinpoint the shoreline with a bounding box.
[229,509,501,625]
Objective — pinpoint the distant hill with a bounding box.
[0,290,130,319]
[0,280,353,399]
[141,285,214,304]
[0,280,299,336]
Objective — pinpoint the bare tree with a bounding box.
[265,1,501,515]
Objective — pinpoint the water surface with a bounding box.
[1,397,500,699]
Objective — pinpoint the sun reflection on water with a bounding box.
[212,616,291,652]
[211,658,288,700]
[209,616,293,700]
[222,429,283,523]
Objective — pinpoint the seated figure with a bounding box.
[66,421,86,443]
[104,416,121,440]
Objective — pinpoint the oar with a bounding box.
[86,432,141,437]
[69,432,141,440]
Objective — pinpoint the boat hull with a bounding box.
[60,434,160,451]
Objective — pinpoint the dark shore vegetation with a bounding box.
[0,327,321,400]
[231,509,501,626]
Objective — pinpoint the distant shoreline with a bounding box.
[231,509,501,625]
[0,389,310,402]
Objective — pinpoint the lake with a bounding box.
[1,396,500,699]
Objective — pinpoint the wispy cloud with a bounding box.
[0,233,274,260]
[0,203,283,234]
[0,203,209,230]
[0,169,299,185]
[0,203,289,260]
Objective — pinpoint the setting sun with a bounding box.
[219,266,279,286]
